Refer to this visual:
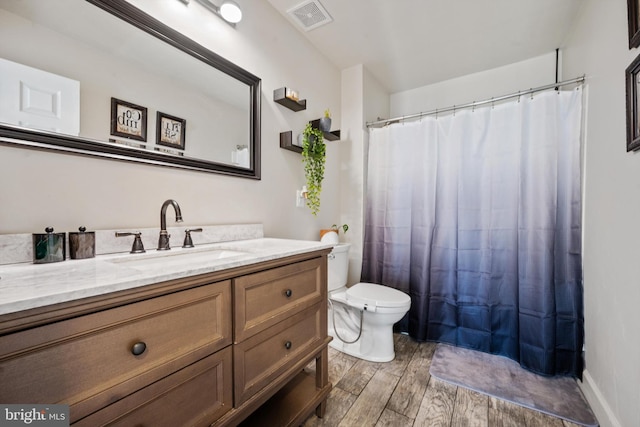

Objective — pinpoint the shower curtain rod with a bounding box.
[366,75,585,128]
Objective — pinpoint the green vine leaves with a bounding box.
[302,123,326,215]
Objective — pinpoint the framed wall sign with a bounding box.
[626,53,640,151]
[110,97,147,141]
[156,112,186,150]
[629,0,640,48]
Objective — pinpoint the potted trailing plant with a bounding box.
[302,122,326,215]
[332,223,349,234]
[320,224,348,243]
[319,109,331,132]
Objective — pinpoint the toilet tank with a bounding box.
[327,243,350,292]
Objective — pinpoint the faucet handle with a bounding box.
[183,228,203,248]
[115,231,146,254]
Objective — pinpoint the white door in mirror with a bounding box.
[0,57,80,135]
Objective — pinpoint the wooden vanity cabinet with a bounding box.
[0,249,331,427]
[234,258,324,342]
[0,280,233,423]
[74,348,233,427]
[215,254,332,427]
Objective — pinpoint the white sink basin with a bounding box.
[106,247,249,271]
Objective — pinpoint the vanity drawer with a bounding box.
[234,303,323,405]
[234,257,324,342]
[0,280,231,423]
[73,347,233,427]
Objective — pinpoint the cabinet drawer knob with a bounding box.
[284,341,292,350]
[131,341,147,356]
[284,289,293,298]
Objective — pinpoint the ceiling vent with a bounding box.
[287,0,333,32]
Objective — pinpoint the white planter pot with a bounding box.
[320,230,339,244]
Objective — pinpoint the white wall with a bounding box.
[562,1,640,427]
[339,65,364,285]
[0,0,342,241]
[338,65,389,286]
[390,52,557,117]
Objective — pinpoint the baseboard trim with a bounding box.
[579,369,622,427]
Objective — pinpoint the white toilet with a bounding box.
[327,243,411,362]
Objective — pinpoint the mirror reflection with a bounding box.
[0,0,261,178]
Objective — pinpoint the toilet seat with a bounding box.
[346,282,410,313]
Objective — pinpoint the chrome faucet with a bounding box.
[157,199,183,250]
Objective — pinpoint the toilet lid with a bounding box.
[346,282,411,308]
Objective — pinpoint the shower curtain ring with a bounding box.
[491,97,494,109]
[472,102,475,112]
[517,91,521,103]
[530,89,534,100]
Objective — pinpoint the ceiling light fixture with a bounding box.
[219,1,242,24]
[180,0,243,27]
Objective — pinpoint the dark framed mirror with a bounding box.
[626,52,640,151]
[0,0,261,179]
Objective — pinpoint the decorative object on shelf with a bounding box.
[286,88,299,101]
[319,224,348,243]
[274,87,306,111]
[302,122,326,215]
[319,109,332,132]
[626,52,640,151]
[156,111,186,150]
[280,124,340,155]
[628,0,640,48]
[310,118,340,141]
[110,97,147,141]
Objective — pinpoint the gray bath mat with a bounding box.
[429,344,598,426]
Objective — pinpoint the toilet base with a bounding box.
[328,302,396,362]
[328,335,395,362]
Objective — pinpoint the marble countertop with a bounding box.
[0,238,334,316]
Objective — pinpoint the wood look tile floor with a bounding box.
[302,334,583,427]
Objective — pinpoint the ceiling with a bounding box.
[265,0,584,93]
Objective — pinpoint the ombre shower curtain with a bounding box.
[362,88,584,377]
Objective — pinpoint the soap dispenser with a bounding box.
[32,227,66,264]
[69,226,95,259]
